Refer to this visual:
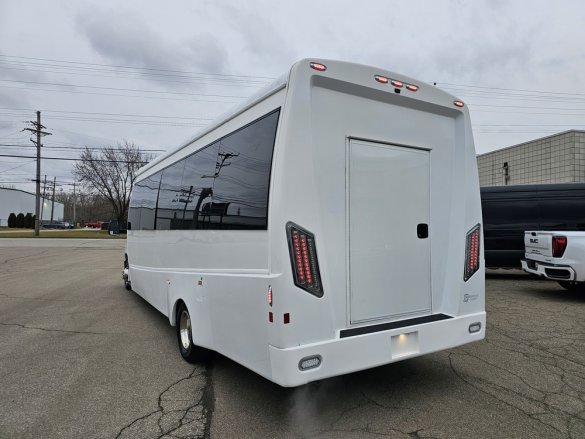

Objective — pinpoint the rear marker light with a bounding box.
[284,313,290,324]
[464,224,481,281]
[310,62,327,72]
[286,222,324,297]
[298,355,322,371]
[454,100,465,108]
[269,312,273,322]
[552,236,567,258]
[268,286,273,307]
[391,79,403,88]
[375,75,389,84]
[406,84,419,92]
[469,322,482,333]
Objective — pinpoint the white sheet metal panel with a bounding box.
[349,140,431,324]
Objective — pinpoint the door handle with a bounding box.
[417,223,428,239]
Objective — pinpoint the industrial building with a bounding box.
[477,130,585,186]
[0,187,64,227]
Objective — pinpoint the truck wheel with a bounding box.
[177,303,209,363]
[557,281,585,292]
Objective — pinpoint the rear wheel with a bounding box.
[177,303,209,363]
[558,281,585,292]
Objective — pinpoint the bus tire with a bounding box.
[177,302,209,363]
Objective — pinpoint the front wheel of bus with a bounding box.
[177,303,209,363]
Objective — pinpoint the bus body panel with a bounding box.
[126,59,484,387]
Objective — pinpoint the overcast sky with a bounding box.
[1,0,584,193]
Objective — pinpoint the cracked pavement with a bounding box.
[208,270,585,439]
[0,240,208,439]
[1,240,584,438]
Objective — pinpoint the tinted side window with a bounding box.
[538,196,585,231]
[208,110,280,230]
[180,142,219,229]
[128,185,142,230]
[156,161,186,231]
[140,173,162,230]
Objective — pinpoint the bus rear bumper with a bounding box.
[268,311,486,387]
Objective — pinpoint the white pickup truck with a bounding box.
[521,231,585,291]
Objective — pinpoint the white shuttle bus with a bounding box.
[124,59,485,387]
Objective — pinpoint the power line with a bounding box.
[0,78,249,99]
[0,159,36,174]
[437,82,585,98]
[0,153,149,164]
[0,84,240,104]
[0,114,207,128]
[0,64,267,88]
[0,108,215,121]
[0,143,166,153]
[0,54,276,81]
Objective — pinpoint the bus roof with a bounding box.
[136,58,463,179]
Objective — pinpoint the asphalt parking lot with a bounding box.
[0,239,584,438]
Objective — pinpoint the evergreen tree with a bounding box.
[16,213,25,228]
[7,213,16,228]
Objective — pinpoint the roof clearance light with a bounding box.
[406,84,419,92]
[391,79,404,88]
[310,62,327,72]
[454,100,465,108]
[375,75,389,84]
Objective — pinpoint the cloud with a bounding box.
[76,7,229,86]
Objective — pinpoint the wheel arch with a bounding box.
[170,298,185,327]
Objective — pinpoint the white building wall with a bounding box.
[477,130,585,186]
[0,188,64,226]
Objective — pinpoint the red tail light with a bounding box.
[286,222,323,297]
[375,75,389,84]
[464,224,481,281]
[310,62,327,72]
[552,236,567,258]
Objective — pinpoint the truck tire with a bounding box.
[557,281,585,292]
[177,302,209,363]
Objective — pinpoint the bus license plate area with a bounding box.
[391,331,419,359]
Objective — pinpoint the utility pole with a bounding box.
[23,111,51,236]
[73,182,76,227]
[50,176,56,224]
[40,174,47,221]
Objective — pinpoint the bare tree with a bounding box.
[73,141,153,224]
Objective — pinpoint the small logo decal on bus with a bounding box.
[463,293,479,303]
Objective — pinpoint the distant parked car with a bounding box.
[86,222,103,229]
[41,221,72,229]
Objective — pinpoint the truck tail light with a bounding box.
[286,222,324,297]
[552,236,567,258]
[464,224,481,281]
